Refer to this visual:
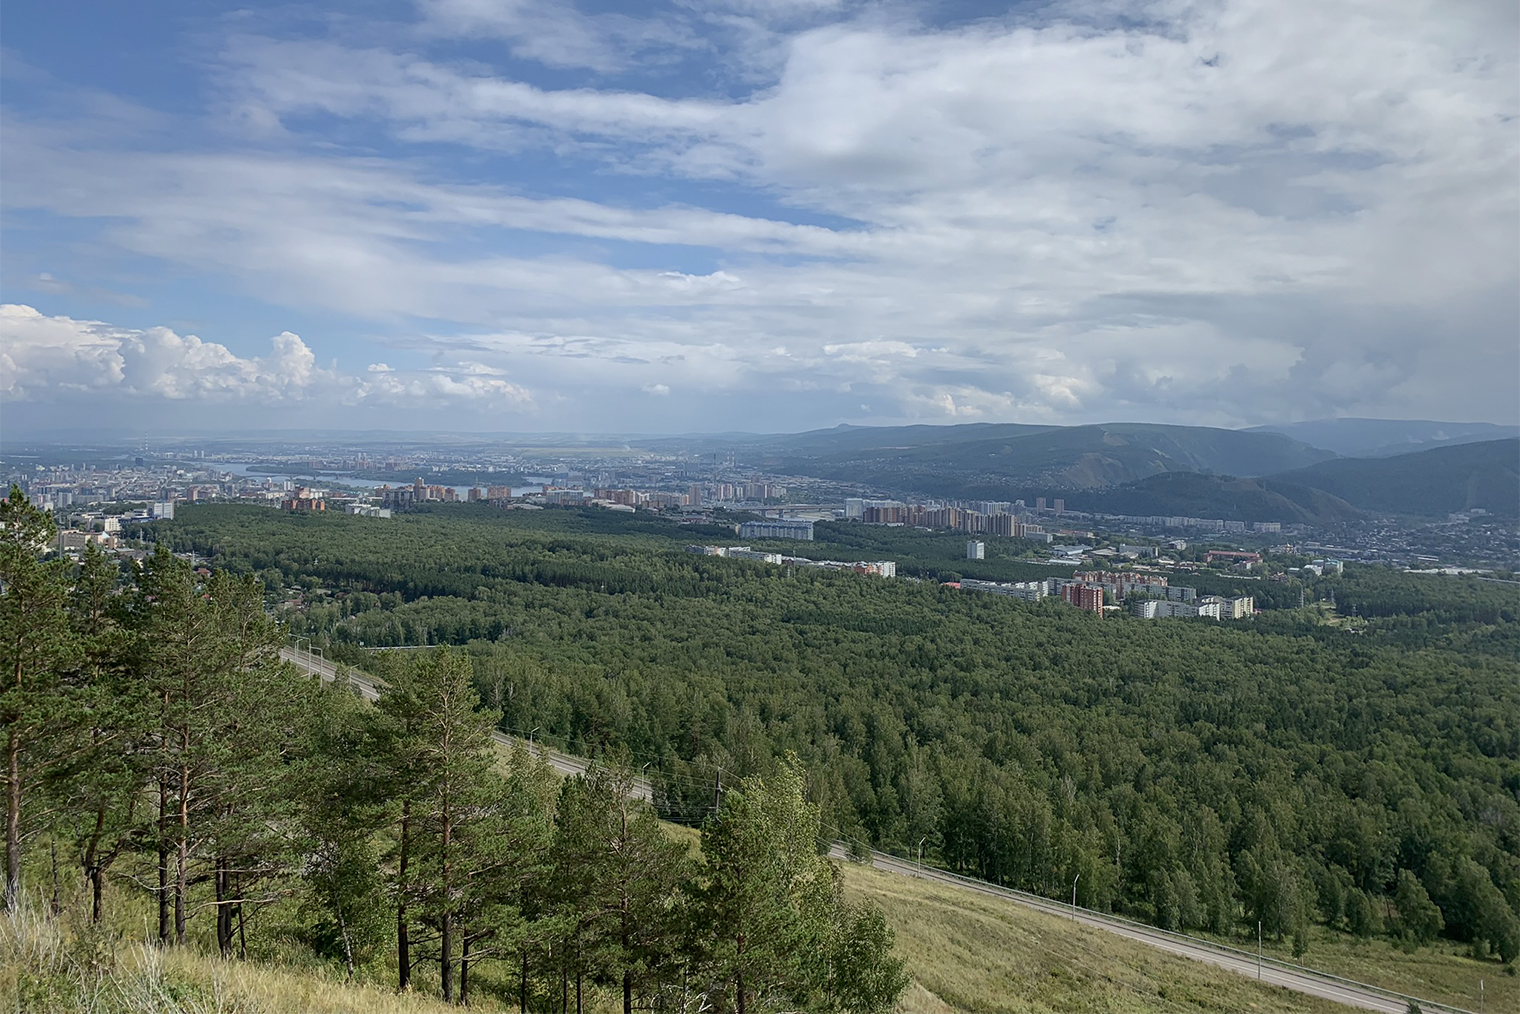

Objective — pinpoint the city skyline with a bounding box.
[3,1,1517,435]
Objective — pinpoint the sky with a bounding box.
[2,0,1516,437]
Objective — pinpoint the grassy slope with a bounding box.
[1219,923,1513,1014]
[651,820,1352,1013]
[3,750,1497,1014]
[1,898,489,1014]
[838,862,1350,1014]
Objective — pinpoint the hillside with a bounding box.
[1253,418,1520,458]
[638,422,1059,457]
[0,840,1365,1014]
[1064,471,1367,524]
[1269,438,1520,518]
[844,863,1351,1014]
[776,422,1334,496]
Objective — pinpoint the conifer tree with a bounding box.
[377,649,502,1002]
[550,766,690,1014]
[127,547,293,946]
[0,485,76,912]
[300,679,392,979]
[56,541,146,924]
[696,761,835,1014]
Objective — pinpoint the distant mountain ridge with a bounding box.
[1064,472,1368,525]
[773,422,1335,495]
[1268,438,1520,518]
[730,420,1517,523]
[1250,418,1519,458]
[988,439,1519,522]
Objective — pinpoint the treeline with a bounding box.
[144,505,1520,966]
[1324,565,1520,625]
[0,490,906,1012]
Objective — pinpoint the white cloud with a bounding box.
[0,304,326,401]
[1,0,1514,430]
[0,305,534,413]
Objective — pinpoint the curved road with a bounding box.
[279,648,652,801]
[829,846,1472,1014]
[282,648,1465,1014]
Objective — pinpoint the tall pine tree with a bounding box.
[0,486,76,912]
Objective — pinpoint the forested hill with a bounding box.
[1266,438,1520,518]
[144,504,1520,967]
[1252,418,1520,458]
[1060,471,1367,524]
[765,422,1334,496]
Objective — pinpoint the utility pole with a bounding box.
[1072,873,1081,921]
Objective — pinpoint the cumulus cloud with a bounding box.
[1,0,1514,430]
[0,305,534,414]
[0,304,322,401]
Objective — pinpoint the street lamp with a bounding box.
[529,727,540,749]
[917,836,928,874]
[294,637,317,674]
[1072,873,1081,921]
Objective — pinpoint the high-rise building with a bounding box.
[1036,497,1047,510]
[738,519,814,541]
[966,540,985,560]
[1053,498,1065,513]
[1060,583,1104,615]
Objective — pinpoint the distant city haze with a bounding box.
[1,1,1516,435]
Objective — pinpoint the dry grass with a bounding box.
[1219,923,1513,1014]
[0,889,495,1014]
[837,862,1354,1014]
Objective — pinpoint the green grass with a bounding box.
[1205,923,1512,1014]
[835,861,1352,1013]
[0,894,488,1014]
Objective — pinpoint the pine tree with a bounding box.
[55,542,147,924]
[376,649,502,1002]
[549,766,691,1014]
[0,485,76,912]
[300,679,392,979]
[696,761,835,1014]
[126,548,295,947]
[455,742,555,1007]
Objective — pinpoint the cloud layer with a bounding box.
[1,0,1514,432]
[1,304,531,414]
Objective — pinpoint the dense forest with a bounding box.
[137,502,1520,969]
[0,489,907,1012]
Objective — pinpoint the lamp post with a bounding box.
[529,727,540,749]
[1072,873,1081,921]
[917,836,928,874]
[1257,920,1262,980]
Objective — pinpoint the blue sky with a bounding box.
[2,0,1516,436]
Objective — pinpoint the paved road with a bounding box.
[281,648,1465,1014]
[829,844,1472,1014]
[279,648,652,801]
